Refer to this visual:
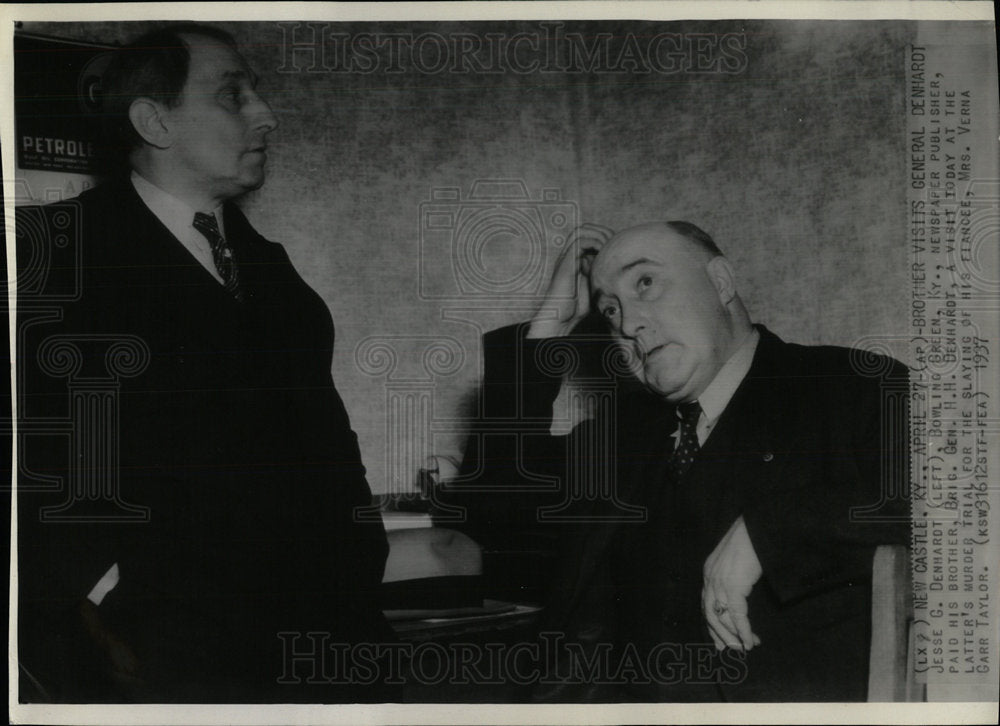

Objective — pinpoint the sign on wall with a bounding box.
[15,33,114,174]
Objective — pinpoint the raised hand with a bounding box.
[527,223,615,339]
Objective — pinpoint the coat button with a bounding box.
[762,452,774,462]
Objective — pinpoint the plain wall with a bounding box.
[18,19,912,494]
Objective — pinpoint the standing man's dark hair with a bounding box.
[99,24,238,173]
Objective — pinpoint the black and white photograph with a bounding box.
[4,2,998,723]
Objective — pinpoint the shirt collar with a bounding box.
[697,327,760,424]
[130,170,225,240]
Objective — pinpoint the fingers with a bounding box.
[719,598,759,652]
[703,587,761,652]
[550,237,583,282]
[725,599,759,651]
[574,272,592,320]
[701,583,741,651]
[574,225,613,296]
[552,228,604,285]
[555,223,612,311]
[699,516,764,652]
[571,221,615,244]
[705,621,726,650]
[568,223,614,263]
[702,534,737,648]
[576,222,615,240]
[573,240,602,278]
[702,555,760,652]
[553,223,614,282]
[531,222,614,338]
[706,620,731,651]
[705,611,739,650]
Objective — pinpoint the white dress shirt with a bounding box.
[671,328,760,449]
[130,170,227,284]
[86,173,228,606]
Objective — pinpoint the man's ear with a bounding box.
[127,98,173,149]
[706,256,737,305]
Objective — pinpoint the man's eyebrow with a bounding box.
[619,257,656,274]
[590,257,661,302]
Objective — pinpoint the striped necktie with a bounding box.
[669,400,702,477]
[192,211,244,302]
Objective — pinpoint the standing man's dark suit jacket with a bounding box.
[446,321,910,701]
[17,179,392,701]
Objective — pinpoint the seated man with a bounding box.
[444,221,910,701]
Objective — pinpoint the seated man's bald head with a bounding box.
[600,220,724,265]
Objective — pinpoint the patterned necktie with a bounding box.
[668,400,702,478]
[192,211,244,302]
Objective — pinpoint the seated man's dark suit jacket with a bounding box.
[443,322,910,702]
[17,178,393,702]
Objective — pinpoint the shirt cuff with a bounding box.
[86,563,120,605]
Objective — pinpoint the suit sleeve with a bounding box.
[16,202,123,606]
[262,238,391,635]
[437,323,632,602]
[438,323,568,533]
[438,323,623,693]
[741,356,911,603]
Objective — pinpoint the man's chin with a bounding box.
[235,172,267,194]
[658,389,690,404]
[643,368,694,402]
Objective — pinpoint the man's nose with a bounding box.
[619,302,645,339]
[248,90,279,134]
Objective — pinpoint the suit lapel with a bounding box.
[678,327,795,540]
[110,180,256,310]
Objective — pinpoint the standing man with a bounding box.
[17,25,392,702]
[449,221,910,700]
